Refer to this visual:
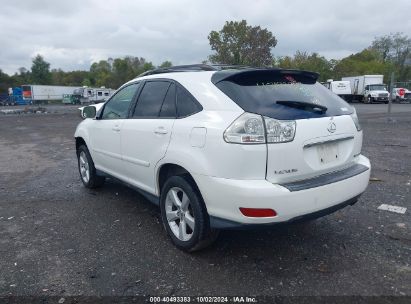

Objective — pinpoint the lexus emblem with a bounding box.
[327,122,337,133]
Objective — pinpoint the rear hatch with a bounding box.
[213,69,362,184]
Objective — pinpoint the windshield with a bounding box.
[215,71,353,120]
[369,85,387,91]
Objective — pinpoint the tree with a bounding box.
[12,67,31,86]
[63,71,91,86]
[275,51,333,82]
[333,48,392,81]
[208,20,277,67]
[159,61,173,68]
[0,69,13,93]
[372,33,411,80]
[31,54,51,84]
[90,60,112,87]
[51,68,65,85]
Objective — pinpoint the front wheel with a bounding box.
[160,175,219,252]
[77,145,105,188]
[365,95,372,104]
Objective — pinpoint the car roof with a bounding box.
[130,64,319,84]
[119,65,320,111]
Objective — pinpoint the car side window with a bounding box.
[176,85,202,118]
[101,83,139,119]
[133,81,170,118]
[159,83,176,118]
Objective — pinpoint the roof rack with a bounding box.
[138,64,250,77]
[210,64,250,70]
[138,64,217,77]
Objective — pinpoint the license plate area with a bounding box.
[317,142,339,164]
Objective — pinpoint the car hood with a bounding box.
[370,90,389,94]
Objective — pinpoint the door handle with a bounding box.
[154,127,168,135]
[112,126,121,132]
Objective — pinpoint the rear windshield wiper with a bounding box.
[276,100,328,113]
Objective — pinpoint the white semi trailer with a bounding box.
[22,85,81,104]
[341,75,389,103]
[323,79,352,102]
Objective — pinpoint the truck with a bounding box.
[0,87,25,105]
[21,85,81,104]
[72,86,114,104]
[322,79,352,102]
[341,75,389,103]
[390,87,411,103]
[62,94,81,105]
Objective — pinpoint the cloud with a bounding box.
[0,0,410,74]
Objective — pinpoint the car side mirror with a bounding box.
[81,106,97,119]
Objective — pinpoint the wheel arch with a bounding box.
[75,136,87,152]
[156,163,201,198]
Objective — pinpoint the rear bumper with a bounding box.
[194,155,370,228]
[210,195,360,229]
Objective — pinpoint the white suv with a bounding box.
[75,65,371,251]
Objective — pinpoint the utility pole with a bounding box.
[387,71,394,115]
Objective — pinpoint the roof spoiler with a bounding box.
[211,68,319,85]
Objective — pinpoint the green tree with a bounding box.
[10,67,31,86]
[0,69,13,93]
[108,56,155,88]
[112,58,130,88]
[142,62,154,72]
[208,20,277,67]
[372,32,411,81]
[63,71,91,86]
[31,54,51,84]
[275,51,333,82]
[82,78,92,87]
[159,61,173,68]
[51,68,66,85]
[333,48,392,81]
[90,60,112,87]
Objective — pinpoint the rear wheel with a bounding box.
[160,175,219,252]
[77,145,105,188]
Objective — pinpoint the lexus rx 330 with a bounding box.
[75,65,371,251]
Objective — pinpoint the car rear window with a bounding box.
[214,70,353,120]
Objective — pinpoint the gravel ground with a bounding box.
[0,104,410,299]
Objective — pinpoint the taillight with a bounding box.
[224,112,296,144]
[350,110,362,131]
[264,117,296,143]
[223,113,265,144]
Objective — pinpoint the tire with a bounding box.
[365,95,372,104]
[160,175,219,252]
[77,145,105,188]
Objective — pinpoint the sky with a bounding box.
[0,0,410,74]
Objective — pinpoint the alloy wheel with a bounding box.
[165,187,195,241]
[79,151,90,183]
